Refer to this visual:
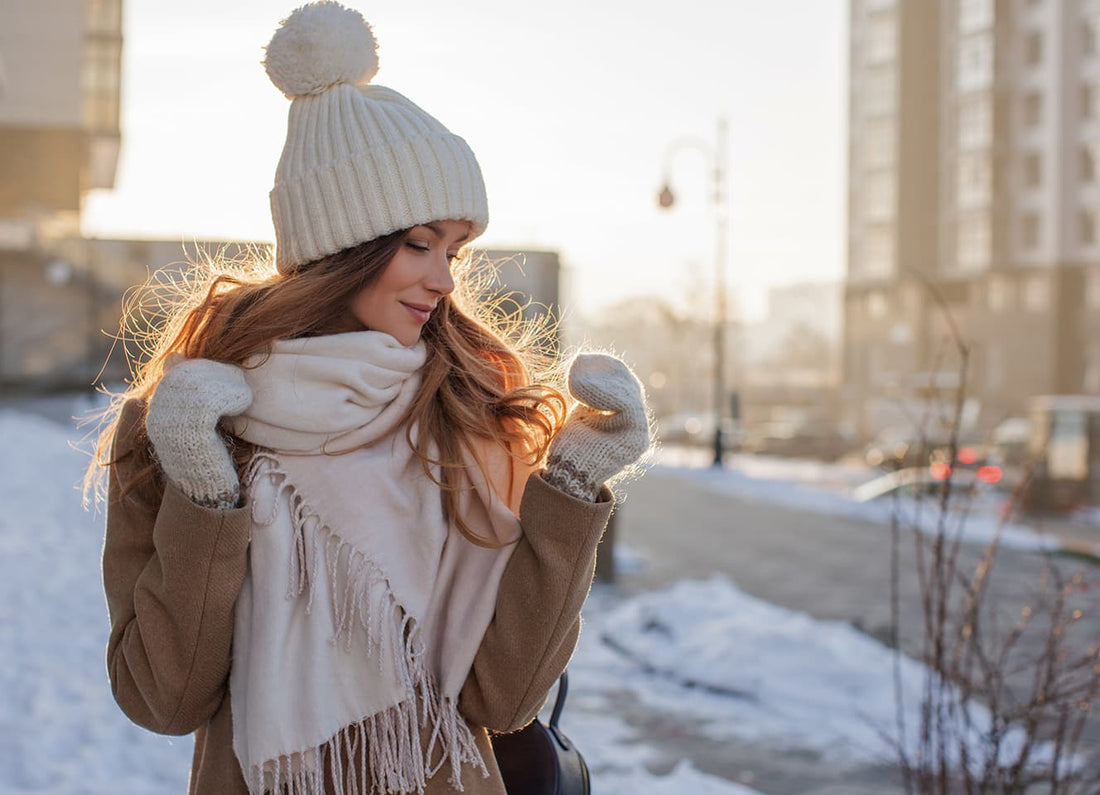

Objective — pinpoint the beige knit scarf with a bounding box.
[225,331,520,794]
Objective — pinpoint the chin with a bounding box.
[393,330,423,347]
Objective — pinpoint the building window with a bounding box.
[865,13,897,64]
[86,0,122,35]
[1021,213,1041,248]
[1023,92,1042,126]
[959,0,994,32]
[1085,340,1100,393]
[1086,18,1099,56]
[958,94,992,148]
[1023,273,1050,310]
[957,152,992,207]
[1083,144,1098,182]
[1024,31,1043,66]
[863,68,896,115]
[1088,268,1100,308]
[1082,210,1098,245]
[82,37,122,132]
[987,275,1014,312]
[863,119,895,168]
[1083,84,1097,121]
[864,171,896,221]
[958,33,994,91]
[1023,152,1042,187]
[957,213,991,269]
[861,227,895,277]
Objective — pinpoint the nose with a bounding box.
[426,254,455,296]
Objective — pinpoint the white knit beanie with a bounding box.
[264,2,489,273]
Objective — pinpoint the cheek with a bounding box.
[349,285,381,324]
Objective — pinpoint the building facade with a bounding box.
[0,0,124,388]
[0,0,121,235]
[846,0,1100,437]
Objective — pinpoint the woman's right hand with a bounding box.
[145,357,253,509]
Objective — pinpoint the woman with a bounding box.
[92,3,649,794]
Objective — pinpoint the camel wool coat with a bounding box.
[102,399,613,794]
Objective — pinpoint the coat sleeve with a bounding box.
[458,472,612,733]
[102,398,252,736]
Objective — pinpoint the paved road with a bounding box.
[601,466,1100,794]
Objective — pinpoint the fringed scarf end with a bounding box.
[244,692,487,795]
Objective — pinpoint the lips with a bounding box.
[401,302,433,323]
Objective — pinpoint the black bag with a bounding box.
[491,671,591,795]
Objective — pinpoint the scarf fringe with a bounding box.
[243,454,489,794]
[245,693,484,795]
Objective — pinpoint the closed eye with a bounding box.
[406,241,430,253]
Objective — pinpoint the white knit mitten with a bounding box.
[544,353,651,502]
[145,357,253,509]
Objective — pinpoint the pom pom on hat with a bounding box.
[264,1,379,98]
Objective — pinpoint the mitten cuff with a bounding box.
[543,453,602,502]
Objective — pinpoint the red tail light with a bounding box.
[977,465,1003,484]
[931,462,952,481]
[958,447,979,465]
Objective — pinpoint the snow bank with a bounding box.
[573,575,1067,774]
[599,760,762,794]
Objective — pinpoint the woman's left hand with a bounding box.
[543,353,651,501]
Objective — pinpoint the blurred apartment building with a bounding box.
[745,282,843,386]
[0,2,269,390]
[0,0,123,388]
[846,0,1100,436]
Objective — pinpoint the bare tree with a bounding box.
[889,280,1100,794]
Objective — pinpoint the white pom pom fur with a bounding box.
[264,1,379,98]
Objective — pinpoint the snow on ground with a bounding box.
[656,446,1072,554]
[597,760,764,794]
[0,411,194,794]
[0,406,756,794]
[571,577,1061,774]
[1,405,1068,793]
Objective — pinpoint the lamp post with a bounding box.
[657,117,729,468]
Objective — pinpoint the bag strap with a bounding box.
[549,670,569,730]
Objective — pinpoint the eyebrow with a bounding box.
[422,222,470,245]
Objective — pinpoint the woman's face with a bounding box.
[347,220,469,346]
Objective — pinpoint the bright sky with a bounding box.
[81,0,847,322]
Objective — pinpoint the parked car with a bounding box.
[863,426,942,469]
[852,463,1021,503]
[988,417,1032,468]
[864,425,987,472]
[740,421,855,462]
[1019,395,1100,514]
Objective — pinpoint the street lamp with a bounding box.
[656,117,730,468]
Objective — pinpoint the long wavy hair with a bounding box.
[86,230,567,545]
